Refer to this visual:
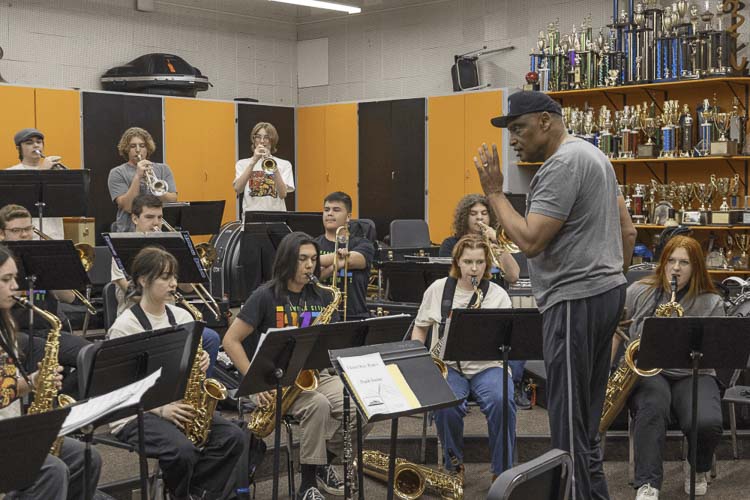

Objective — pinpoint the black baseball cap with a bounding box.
[491,91,562,128]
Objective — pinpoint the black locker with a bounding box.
[358,98,426,241]
[81,92,164,244]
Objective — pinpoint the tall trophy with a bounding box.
[710,174,731,224]
[729,173,741,209]
[735,233,750,270]
[638,115,659,158]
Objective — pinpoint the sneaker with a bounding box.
[635,483,659,499]
[683,461,708,496]
[297,486,326,500]
[514,382,532,410]
[316,464,344,496]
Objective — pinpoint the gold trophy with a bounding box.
[729,173,741,209]
[638,115,659,158]
[676,182,700,224]
[735,233,750,270]
[710,174,731,224]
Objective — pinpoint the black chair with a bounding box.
[101,282,120,331]
[722,369,750,459]
[350,218,377,245]
[487,449,572,500]
[389,219,431,248]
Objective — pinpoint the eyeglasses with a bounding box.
[667,258,691,268]
[253,135,271,143]
[4,226,34,235]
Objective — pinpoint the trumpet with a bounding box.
[159,219,222,321]
[262,154,277,174]
[33,149,67,170]
[33,228,97,315]
[137,153,168,196]
[476,220,521,263]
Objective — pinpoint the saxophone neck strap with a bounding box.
[131,303,177,331]
[438,277,489,339]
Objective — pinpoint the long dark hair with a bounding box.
[266,232,321,300]
[0,244,18,352]
[452,194,498,238]
[129,246,178,298]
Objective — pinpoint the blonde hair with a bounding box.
[251,122,279,153]
[117,127,157,160]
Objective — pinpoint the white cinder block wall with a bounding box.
[0,0,298,104]
[297,0,750,105]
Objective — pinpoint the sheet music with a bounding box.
[250,326,297,365]
[59,368,162,436]
[337,353,417,418]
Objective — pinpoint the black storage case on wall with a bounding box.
[101,53,211,98]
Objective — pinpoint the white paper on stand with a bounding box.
[59,368,162,436]
[337,353,410,417]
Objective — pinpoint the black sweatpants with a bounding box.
[629,374,722,490]
[116,413,246,499]
[542,284,626,500]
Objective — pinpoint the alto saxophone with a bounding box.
[361,450,463,500]
[246,274,339,438]
[15,297,75,456]
[172,291,228,447]
[599,276,683,433]
[430,277,482,367]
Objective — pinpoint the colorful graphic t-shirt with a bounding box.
[235,156,295,214]
[0,351,18,409]
[236,283,338,359]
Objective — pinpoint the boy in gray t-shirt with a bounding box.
[107,127,178,232]
[475,91,637,500]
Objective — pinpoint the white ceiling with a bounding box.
[157,0,445,24]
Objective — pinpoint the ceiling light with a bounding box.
[269,0,361,14]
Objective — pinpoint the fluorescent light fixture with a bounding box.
[269,0,361,14]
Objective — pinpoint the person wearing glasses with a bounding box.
[232,122,295,214]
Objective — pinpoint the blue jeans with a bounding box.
[509,360,526,385]
[434,366,517,475]
[201,328,220,378]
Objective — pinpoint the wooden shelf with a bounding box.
[708,269,750,275]
[517,156,750,167]
[635,224,750,230]
[545,77,750,100]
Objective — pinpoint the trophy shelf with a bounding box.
[635,224,750,231]
[707,269,750,275]
[544,77,750,101]
[518,156,750,167]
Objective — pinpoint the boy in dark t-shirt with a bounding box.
[315,191,374,321]
[224,231,365,500]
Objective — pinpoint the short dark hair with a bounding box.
[324,191,352,214]
[267,231,322,299]
[132,194,163,218]
[130,246,178,294]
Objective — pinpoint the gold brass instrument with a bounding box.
[361,450,464,500]
[429,277,482,374]
[476,221,521,268]
[332,224,350,321]
[137,153,168,196]
[159,220,222,321]
[262,154,277,174]
[172,291,227,447]
[246,273,338,437]
[33,149,67,170]
[32,228,97,315]
[600,276,683,433]
[15,296,75,456]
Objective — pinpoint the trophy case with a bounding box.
[519,1,750,276]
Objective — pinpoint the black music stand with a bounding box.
[378,261,450,302]
[330,340,461,500]
[102,231,207,284]
[236,326,321,500]
[442,308,544,471]
[163,201,225,235]
[6,239,91,371]
[240,222,293,292]
[0,169,90,235]
[245,211,322,236]
[638,317,750,500]
[0,407,71,493]
[77,322,203,498]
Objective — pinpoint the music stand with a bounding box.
[441,308,544,471]
[77,321,202,498]
[378,261,450,303]
[638,317,750,499]
[236,326,322,500]
[6,239,91,371]
[0,170,90,235]
[245,211,322,236]
[0,407,71,493]
[102,231,207,284]
[162,201,225,235]
[240,222,292,292]
[330,340,461,500]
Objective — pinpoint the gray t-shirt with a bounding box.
[527,138,626,312]
[108,162,176,232]
[624,280,725,378]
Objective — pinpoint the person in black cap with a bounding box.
[474,91,637,500]
[5,128,65,239]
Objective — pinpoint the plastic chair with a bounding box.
[101,282,120,331]
[487,448,572,500]
[389,219,431,248]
